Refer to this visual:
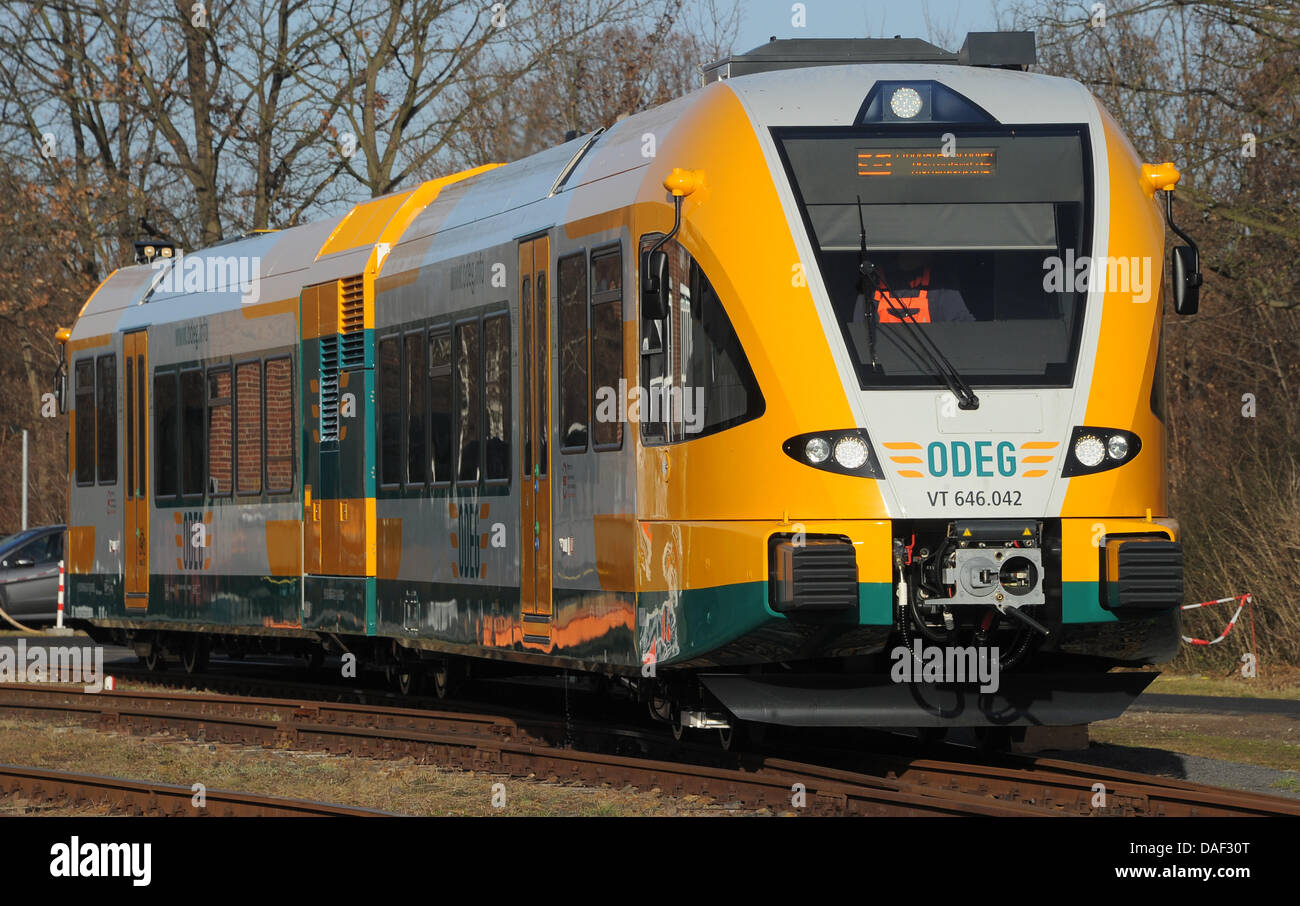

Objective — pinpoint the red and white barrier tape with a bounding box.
[1180,593,1253,646]
[56,559,65,630]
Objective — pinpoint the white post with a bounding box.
[56,559,65,630]
[21,428,28,530]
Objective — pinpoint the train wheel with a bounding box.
[670,705,687,743]
[432,662,458,700]
[144,646,166,672]
[180,638,209,674]
[397,668,423,697]
[718,720,765,752]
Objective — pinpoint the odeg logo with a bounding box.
[926,441,1017,477]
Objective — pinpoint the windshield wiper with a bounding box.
[856,197,881,370]
[855,196,980,411]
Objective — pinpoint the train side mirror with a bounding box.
[1171,244,1201,316]
[641,249,669,320]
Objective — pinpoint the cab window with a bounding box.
[638,237,763,444]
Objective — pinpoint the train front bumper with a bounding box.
[700,670,1157,727]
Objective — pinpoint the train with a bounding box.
[59,31,1202,746]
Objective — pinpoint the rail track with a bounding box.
[0,762,395,817]
[2,681,1296,817]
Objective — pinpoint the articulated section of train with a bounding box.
[60,33,1198,731]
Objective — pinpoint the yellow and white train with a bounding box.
[61,32,1201,736]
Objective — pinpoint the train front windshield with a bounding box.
[775,127,1092,389]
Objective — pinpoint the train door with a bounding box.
[123,330,149,608]
[303,276,369,568]
[519,236,552,642]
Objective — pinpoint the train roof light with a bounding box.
[133,239,179,265]
[859,80,995,124]
[889,86,923,119]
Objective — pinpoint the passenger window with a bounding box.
[74,359,95,485]
[96,355,117,484]
[236,361,262,495]
[405,334,427,485]
[378,337,401,485]
[484,313,511,481]
[429,331,452,483]
[154,371,179,498]
[180,369,205,497]
[591,248,623,449]
[208,368,233,496]
[265,358,294,493]
[557,253,588,450]
[455,321,481,483]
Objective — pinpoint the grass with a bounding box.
[1090,710,1300,773]
[1145,668,1300,701]
[0,715,768,817]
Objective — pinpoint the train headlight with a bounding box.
[834,436,870,470]
[782,430,882,478]
[1073,435,1105,468]
[889,86,923,119]
[1063,427,1141,476]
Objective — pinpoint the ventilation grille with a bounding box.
[769,535,858,613]
[1112,540,1183,609]
[339,275,365,369]
[319,335,340,443]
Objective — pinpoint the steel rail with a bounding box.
[0,762,395,817]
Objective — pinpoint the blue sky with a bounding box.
[732,0,1006,53]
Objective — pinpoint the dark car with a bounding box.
[0,525,66,624]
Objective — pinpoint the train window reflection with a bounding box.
[265,358,294,494]
[405,335,427,485]
[207,368,232,496]
[558,253,588,451]
[235,361,262,495]
[591,246,623,450]
[484,313,511,482]
[429,330,452,484]
[638,237,763,444]
[455,321,481,484]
